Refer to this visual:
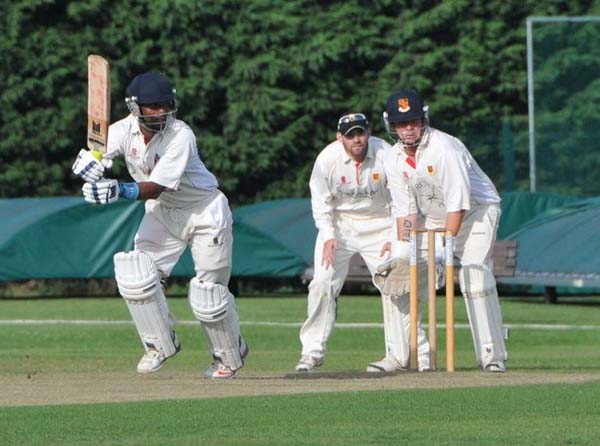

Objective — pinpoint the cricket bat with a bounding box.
[87,55,110,156]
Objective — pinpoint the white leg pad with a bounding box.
[188,278,247,370]
[459,264,508,367]
[114,251,178,357]
[382,294,430,369]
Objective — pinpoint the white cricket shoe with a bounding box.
[204,338,249,380]
[204,362,236,380]
[366,356,406,373]
[136,332,181,374]
[483,361,506,373]
[295,355,323,372]
[137,349,168,374]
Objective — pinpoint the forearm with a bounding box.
[119,181,165,200]
[137,181,165,200]
[445,210,465,236]
[396,214,417,241]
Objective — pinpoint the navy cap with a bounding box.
[384,89,426,123]
[127,72,175,105]
[337,113,369,135]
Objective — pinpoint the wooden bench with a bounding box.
[344,239,518,283]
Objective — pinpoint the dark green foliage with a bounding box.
[1,0,598,202]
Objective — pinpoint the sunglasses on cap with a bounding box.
[338,113,368,127]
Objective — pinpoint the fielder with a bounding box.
[72,72,248,379]
[296,112,431,373]
[381,88,508,372]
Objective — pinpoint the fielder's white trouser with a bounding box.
[299,215,430,365]
[132,191,245,364]
[453,204,508,367]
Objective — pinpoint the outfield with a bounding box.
[1,295,600,445]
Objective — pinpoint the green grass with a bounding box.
[1,295,600,445]
[2,384,600,446]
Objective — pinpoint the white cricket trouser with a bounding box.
[299,214,429,363]
[453,203,508,367]
[134,190,233,285]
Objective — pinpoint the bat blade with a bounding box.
[87,55,110,154]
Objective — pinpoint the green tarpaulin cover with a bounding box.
[1,193,596,287]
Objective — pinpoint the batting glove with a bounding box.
[82,179,120,205]
[72,148,113,183]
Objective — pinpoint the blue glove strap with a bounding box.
[118,182,140,200]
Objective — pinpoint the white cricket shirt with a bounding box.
[310,136,392,241]
[106,115,218,208]
[384,127,500,224]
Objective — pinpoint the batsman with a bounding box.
[72,71,248,379]
[380,89,508,372]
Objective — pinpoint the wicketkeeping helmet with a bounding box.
[125,72,177,133]
[382,89,429,146]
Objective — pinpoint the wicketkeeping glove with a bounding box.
[72,148,113,183]
[373,257,411,296]
[82,179,120,205]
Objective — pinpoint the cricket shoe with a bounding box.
[204,362,236,380]
[366,356,406,373]
[483,361,506,373]
[204,338,249,380]
[295,355,323,372]
[137,332,181,374]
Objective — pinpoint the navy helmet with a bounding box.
[125,72,177,133]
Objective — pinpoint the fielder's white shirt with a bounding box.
[310,136,392,241]
[383,127,500,225]
[106,115,218,208]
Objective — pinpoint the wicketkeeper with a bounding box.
[72,72,248,379]
[381,89,508,372]
[296,112,432,373]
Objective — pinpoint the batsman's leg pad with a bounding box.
[459,264,508,366]
[114,251,178,357]
[188,278,247,370]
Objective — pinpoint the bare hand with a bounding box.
[321,239,338,269]
[380,241,391,259]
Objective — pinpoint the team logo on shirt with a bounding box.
[341,176,347,184]
[402,171,409,180]
[427,165,435,174]
[131,148,138,156]
[397,98,410,112]
[372,172,380,181]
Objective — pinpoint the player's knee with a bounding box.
[188,278,234,322]
[308,278,342,301]
[114,250,160,302]
[459,264,496,299]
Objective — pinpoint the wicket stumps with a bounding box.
[409,229,455,372]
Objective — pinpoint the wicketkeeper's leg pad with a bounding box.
[114,251,179,357]
[459,264,508,366]
[188,278,247,370]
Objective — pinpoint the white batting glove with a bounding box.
[82,179,120,205]
[72,149,112,183]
